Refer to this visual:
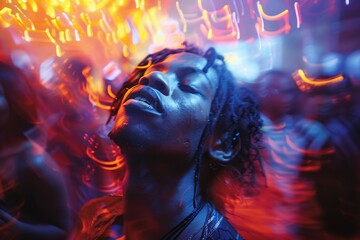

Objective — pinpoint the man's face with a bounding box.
[110,52,219,160]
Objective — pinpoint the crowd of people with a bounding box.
[0,42,359,239]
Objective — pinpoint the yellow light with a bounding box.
[296,69,344,86]
[256,1,291,37]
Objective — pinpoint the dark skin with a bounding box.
[0,72,70,239]
[109,52,238,239]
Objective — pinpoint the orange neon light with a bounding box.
[198,4,238,41]
[257,2,289,20]
[107,85,117,99]
[256,1,291,37]
[86,147,125,171]
[295,69,344,86]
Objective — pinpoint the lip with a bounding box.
[123,86,164,114]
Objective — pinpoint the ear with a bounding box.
[208,132,241,163]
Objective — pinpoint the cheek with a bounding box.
[169,99,210,141]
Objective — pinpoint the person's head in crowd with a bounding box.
[300,74,353,121]
[252,70,299,122]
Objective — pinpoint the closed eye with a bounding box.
[179,80,201,94]
[179,83,199,94]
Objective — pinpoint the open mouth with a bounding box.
[124,87,164,113]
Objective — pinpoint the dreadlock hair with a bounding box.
[108,42,262,203]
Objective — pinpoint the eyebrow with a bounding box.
[176,66,204,75]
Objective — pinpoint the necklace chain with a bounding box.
[160,201,206,240]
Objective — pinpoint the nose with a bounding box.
[139,71,170,95]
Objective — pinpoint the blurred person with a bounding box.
[245,69,334,239]
[301,74,360,239]
[42,56,125,220]
[73,43,263,239]
[0,61,70,239]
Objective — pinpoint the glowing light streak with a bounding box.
[294,2,301,28]
[59,31,65,42]
[24,28,56,44]
[55,45,62,56]
[111,31,118,44]
[29,0,38,12]
[255,21,262,50]
[200,5,239,41]
[45,5,56,18]
[87,0,113,12]
[256,1,291,37]
[18,0,27,10]
[135,0,140,9]
[100,11,113,33]
[45,27,58,44]
[176,0,204,32]
[233,12,240,39]
[122,44,130,58]
[61,12,74,28]
[209,5,231,23]
[86,147,124,171]
[80,12,91,25]
[294,69,344,86]
[105,32,113,44]
[128,19,139,44]
[256,2,264,31]
[232,0,244,23]
[70,18,85,35]
[65,28,73,41]
[14,5,35,30]
[0,8,14,27]
[107,85,117,99]
[88,94,111,110]
[142,8,159,43]
[346,0,349,5]
[74,28,80,41]
[81,174,123,193]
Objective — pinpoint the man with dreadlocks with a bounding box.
[73,43,262,240]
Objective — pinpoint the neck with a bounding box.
[122,156,202,240]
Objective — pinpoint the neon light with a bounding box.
[107,85,117,99]
[201,4,238,41]
[296,69,344,86]
[294,2,302,28]
[86,147,124,171]
[232,12,240,39]
[256,1,291,37]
